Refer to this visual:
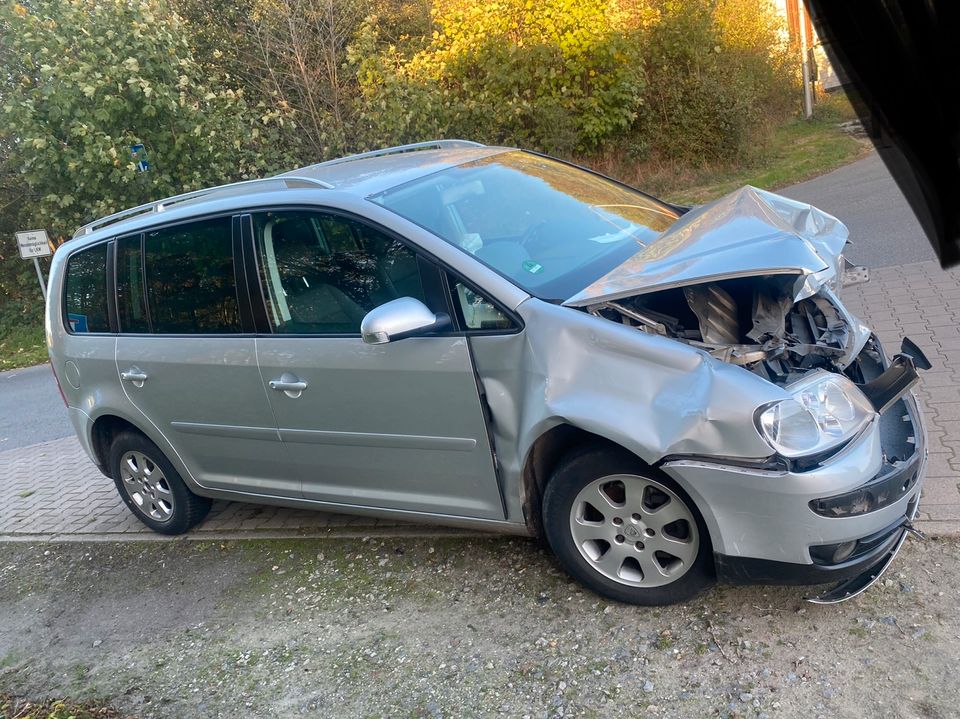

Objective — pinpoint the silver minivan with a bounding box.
[47,141,928,605]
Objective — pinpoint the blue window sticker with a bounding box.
[67,313,89,333]
[522,260,544,274]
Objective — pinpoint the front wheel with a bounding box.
[109,430,211,535]
[542,446,714,605]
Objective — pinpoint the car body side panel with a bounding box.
[46,255,200,486]
[256,335,505,519]
[468,297,788,526]
[463,331,531,524]
[115,335,298,497]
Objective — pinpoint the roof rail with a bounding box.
[306,139,485,171]
[73,175,333,238]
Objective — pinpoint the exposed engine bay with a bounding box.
[585,275,862,386]
[585,274,927,477]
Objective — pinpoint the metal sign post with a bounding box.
[15,229,52,302]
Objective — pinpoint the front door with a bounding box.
[248,209,504,519]
[113,218,296,497]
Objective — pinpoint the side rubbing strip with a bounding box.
[278,428,477,452]
[171,421,280,442]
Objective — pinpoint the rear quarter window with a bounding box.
[63,244,110,333]
[144,217,241,334]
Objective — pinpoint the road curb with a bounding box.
[914,520,960,538]
[0,523,955,544]
[0,525,503,544]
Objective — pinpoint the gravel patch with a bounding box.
[0,536,957,718]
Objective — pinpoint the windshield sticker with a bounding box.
[522,260,544,274]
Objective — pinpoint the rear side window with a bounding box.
[116,235,149,333]
[63,244,109,333]
[144,218,241,334]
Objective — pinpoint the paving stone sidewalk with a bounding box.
[1,260,958,542]
[840,260,960,536]
[0,433,434,540]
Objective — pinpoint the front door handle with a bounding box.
[269,373,307,398]
[120,368,148,387]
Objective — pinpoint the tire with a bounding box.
[108,430,211,535]
[542,445,714,605]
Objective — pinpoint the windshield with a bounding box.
[370,151,679,300]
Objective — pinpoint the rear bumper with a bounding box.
[67,406,102,471]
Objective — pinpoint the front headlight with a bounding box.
[757,372,876,458]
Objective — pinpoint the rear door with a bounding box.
[60,242,117,436]
[113,216,295,496]
[247,209,505,519]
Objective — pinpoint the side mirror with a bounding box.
[360,297,450,345]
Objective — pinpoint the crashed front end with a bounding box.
[565,187,928,602]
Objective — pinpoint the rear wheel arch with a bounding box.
[90,414,182,481]
[90,415,143,474]
[109,429,212,534]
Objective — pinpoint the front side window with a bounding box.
[64,244,109,333]
[252,211,426,335]
[144,218,241,334]
[371,151,679,301]
[453,281,514,331]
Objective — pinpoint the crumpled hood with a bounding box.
[564,186,849,307]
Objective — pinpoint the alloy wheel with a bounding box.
[568,473,699,587]
[119,450,175,522]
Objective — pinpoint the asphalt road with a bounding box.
[0,363,72,451]
[779,151,936,269]
[0,151,935,450]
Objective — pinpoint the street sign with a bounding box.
[131,144,149,172]
[14,229,51,302]
[15,229,51,259]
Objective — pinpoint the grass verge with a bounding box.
[594,95,871,206]
[0,324,46,371]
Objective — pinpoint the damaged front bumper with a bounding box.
[659,337,928,601]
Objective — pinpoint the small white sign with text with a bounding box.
[15,229,52,259]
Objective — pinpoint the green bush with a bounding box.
[0,0,299,349]
[0,0,797,348]
[355,0,795,160]
[355,0,647,155]
[632,0,795,164]
[0,0,296,241]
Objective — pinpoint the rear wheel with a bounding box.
[542,446,714,605]
[109,430,211,535]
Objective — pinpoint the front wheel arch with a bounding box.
[520,424,622,538]
[519,425,711,535]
